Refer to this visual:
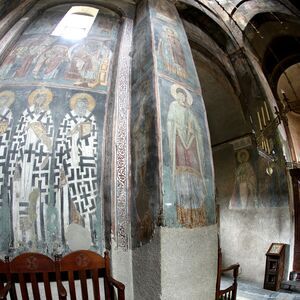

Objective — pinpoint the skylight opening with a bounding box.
[52,6,99,40]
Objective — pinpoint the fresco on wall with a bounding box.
[25,11,65,35]
[167,84,210,227]
[131,71,159,246]
[64,40,112,88]
[132,16,152,85]
[160,79,215,228]
[131,0,161,247]
[0,37,55,79]
[0,91,15,206]
[129,0,216,229]
[257,156,288,207]
[152,1,198,87]
[0,9,120,92]
[229,147,288,209]
[54,92,99,245]
[154,0,178,23]
[0,86,105,254]
[157,26,187,79]
[0,4,121,254]
[9,88,54,248]
[229,149,258,209]
[90,9,120,38]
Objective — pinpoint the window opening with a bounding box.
[52,6,99,40]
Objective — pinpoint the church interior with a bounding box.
[0,0,299,299]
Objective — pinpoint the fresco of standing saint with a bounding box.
[54,93,98,245]
[229,149,258,209]
[0,91,15,207]
[8,88,54,249]
[167,84,207,228]
[157,27,187,79]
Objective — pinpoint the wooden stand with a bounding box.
[264,243,286,291]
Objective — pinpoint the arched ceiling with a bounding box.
[192,49,250,146]
[244,12,300,94]
[176,1,234,52]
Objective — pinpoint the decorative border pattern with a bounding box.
[114,18,133,250]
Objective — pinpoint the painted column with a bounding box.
[131,0,218,299]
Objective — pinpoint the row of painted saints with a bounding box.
[0,38,112,88]
[0,89,99,250]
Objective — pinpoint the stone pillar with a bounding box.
[131,0,218,299]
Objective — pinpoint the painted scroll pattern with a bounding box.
[114,19,133,250]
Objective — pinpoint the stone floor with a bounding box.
[221,277,300,300]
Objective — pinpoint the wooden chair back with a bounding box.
[0,257,11,300]
[216,244,239,300]
[57,250,115,300]
[9,252,59,300]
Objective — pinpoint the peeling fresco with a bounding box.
[0,86,105,254]
[150,0,215,228]
[0,7,120,92]
[159,79,215,227]
[229,147,288,210]
[131,0,159,247]
[0,5,121,255]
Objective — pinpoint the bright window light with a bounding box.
[52,6,98,40]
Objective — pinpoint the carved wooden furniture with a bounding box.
[216,246,240,300]
[0,257,12,300]
[264,243,286,291]
[57,250,125,300]
[4,252,66,300]
[0,250,125,300]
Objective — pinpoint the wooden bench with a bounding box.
[0,250,125,300]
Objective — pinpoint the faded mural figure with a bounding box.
[32,44,69,80]
[55,93,98,244]
[65,41,111,88]
[229,149,258,209]
[0,37,52,79]
[9,88,54,249]
[0,91,15,207]
[158,27,187,79]
[167,84,207,228]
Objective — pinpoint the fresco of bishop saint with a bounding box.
[55,93,98,244]
[167,84,207,228]
[0,91,15,208]
[9,88,54,249]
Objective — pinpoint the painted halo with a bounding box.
[0,90,15,107]
[28,88,53,109]
[171,84,193,106]
[69,93,96,112]
[237,149,250,163]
